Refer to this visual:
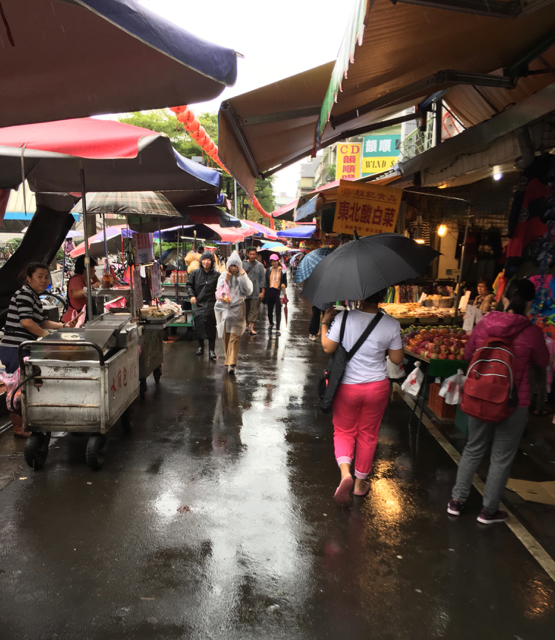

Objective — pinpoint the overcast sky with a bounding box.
[138,0,358,199]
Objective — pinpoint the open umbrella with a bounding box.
[294,247,334,283]
[302,233,439,308]
[72,192,179,218]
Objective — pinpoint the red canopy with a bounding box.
[207,224,254,243]
[0,118,158,160]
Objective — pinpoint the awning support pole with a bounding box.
[434,101,443,147]
[80,165,93,322]
[452,206,471,325]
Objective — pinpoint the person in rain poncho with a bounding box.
[186,250,219,360]
[214,251,253,374]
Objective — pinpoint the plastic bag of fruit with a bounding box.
[438,369,466,405]
[386,356,405,379]
[401,361,424,397]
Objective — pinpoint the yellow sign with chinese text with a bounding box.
[336,143,361,181]
[332,180,402,236]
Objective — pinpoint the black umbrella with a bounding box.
[302,233,440,307]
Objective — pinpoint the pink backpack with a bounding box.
[461,332,524,423]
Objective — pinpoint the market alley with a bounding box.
[0,290,554,640]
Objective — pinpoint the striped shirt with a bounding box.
[0,284,45,348]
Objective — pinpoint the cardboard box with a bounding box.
[506,479,555,506]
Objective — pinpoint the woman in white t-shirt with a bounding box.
[321,289,404,504]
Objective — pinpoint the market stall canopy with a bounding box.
[398,81,555,188]
[186,207,241,228]
[242,220,279,240]
[276,226,316,240]
[2,0,238,128]
[205,224,255,244]
[317,0,555,141]
[220,0,555,197]
[0,118,222,197]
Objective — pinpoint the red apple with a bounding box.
[438,353,447,360]
[448,354,456,360]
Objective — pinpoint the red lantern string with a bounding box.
[170,104,272,219]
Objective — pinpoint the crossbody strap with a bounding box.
[347,312,384,361]
[339,310,349,343]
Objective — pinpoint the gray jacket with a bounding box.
[242,260,266,299]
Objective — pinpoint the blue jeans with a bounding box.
[451,407,528,512]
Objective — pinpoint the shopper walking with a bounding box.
[448,278,549,524]
[320,289,404,504]
[265,254,287,336]
[242,247,265,336]
[186,250,219,360]
[214,251,253,374]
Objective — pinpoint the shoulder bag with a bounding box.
[318,311,384,413]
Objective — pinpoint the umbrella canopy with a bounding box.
[294,248,334,283]
[2,0,238,129]
[153,225,215,243]
[276,225,316,240]
[302,233,439,308]
[73,191,179,217]
[70,225,132,259]
[258,241,287,252]
[0,118,221,197]
[205,224,254,244]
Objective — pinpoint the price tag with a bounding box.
[462,304,483,332]
[459,290,471,312]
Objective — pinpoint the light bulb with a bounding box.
[437,224,448,237]
[415,238,425,244]
[493,172,503,181]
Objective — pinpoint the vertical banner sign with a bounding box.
[332,180,403,236]
[336,143,362,180]
[361,130,401,175]
[133,232,154,265]
[148,261,162,299]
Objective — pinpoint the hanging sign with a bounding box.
[462,304,482,333]
[336,143,362,181]
[133,233,154,265]
[148,261,162,299]
[332,180,403,236]
[361,131,401,175]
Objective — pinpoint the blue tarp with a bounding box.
[276,226,316,239]
[294,196,319,222]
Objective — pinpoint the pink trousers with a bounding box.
[332,379,390,479]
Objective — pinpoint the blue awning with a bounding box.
[294,195,319,222]
[276,225,316,240]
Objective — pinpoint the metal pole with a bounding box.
[453,206,471,324]
[80,167,93,322]
[102,213,108,259]
[434,101,443,147]
[157,217,162,259]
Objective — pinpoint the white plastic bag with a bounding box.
[401,361,424,397]
[386,356,405,379]
[438,369,467,405]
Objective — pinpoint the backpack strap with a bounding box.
[346,312,384,361]
[339,310,349,343]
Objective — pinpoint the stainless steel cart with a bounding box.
[138,314,174,398]
[19,314,140,470]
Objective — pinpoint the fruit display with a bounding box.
[402,325,469,361]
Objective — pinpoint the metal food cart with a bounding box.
[138,313,174,398]
[19,314,139,470]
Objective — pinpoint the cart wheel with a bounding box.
[121,409,131,434]
[86,434,108,470]
[170,327,177,335]
[139,378,147,399]
[153,366,162,384]
[24,432,50,470]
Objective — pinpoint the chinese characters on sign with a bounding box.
[336,143,361,181]
[148,261,162,300]
[133,232,154,265]
[332,180,403,237]
[361,129,401,176]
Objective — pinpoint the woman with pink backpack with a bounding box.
[448,279,549,524]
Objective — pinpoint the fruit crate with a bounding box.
[427,382,456,421]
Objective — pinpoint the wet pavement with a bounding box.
[1,289,555,640]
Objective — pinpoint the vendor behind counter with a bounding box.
[0,262,80,374]
[62,255,101,323]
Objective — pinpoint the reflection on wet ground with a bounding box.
[0,289,554,639]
